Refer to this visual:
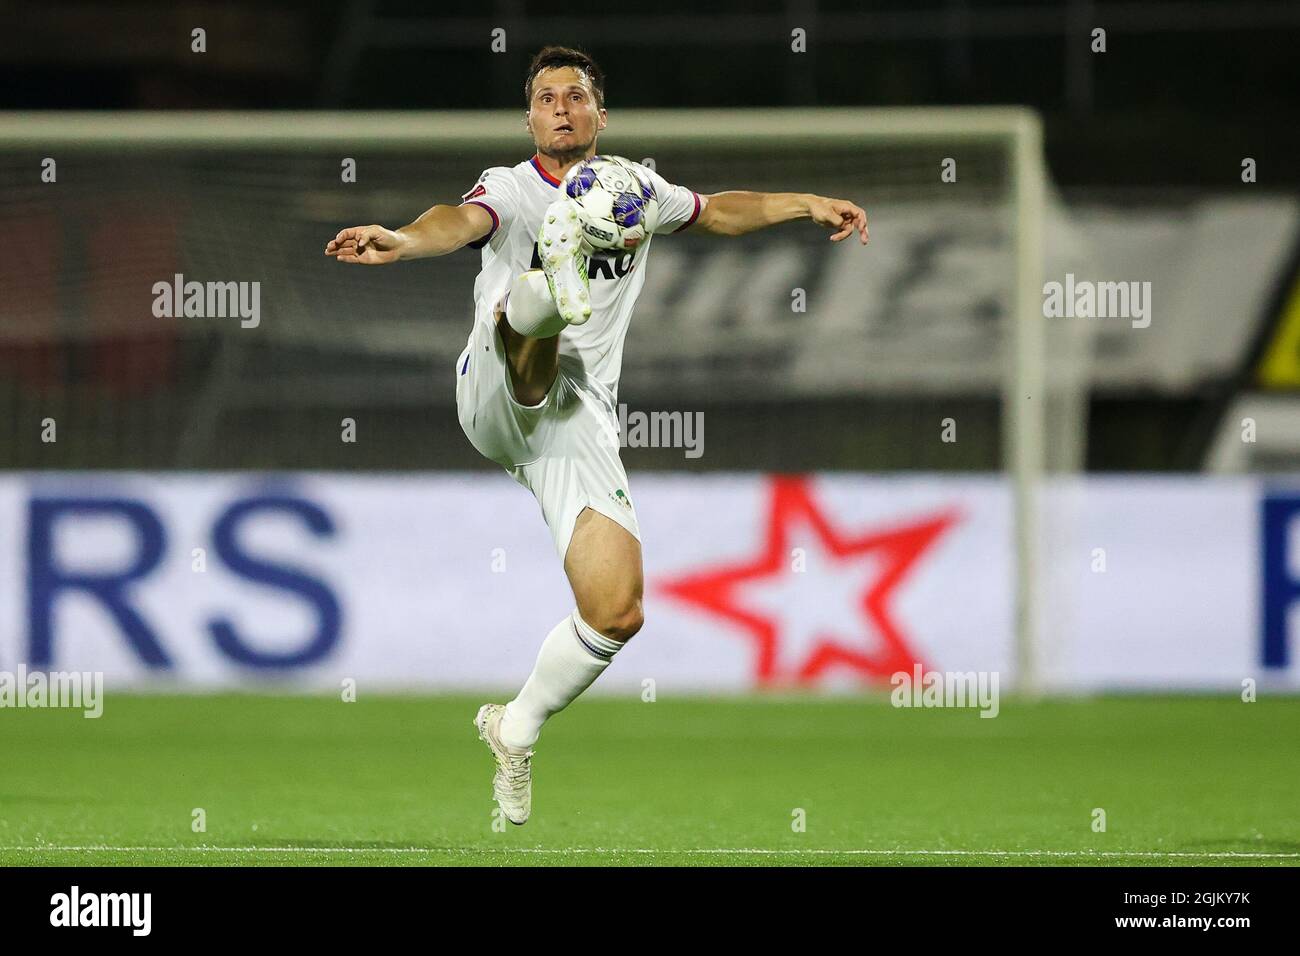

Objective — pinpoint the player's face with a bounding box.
[527,66,606,161]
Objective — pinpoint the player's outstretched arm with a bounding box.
[695,191,868,244]
[324,203,494,264]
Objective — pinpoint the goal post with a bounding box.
[0,107,1054,690]
[1009,112,1047,697]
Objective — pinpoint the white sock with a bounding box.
[499,610,623,749]
[504,269,567,339]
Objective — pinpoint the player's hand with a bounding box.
[807,196,868,244]
[324,225,407,264]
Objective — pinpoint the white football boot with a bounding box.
[537,197,592,326]
[474,703,533,825]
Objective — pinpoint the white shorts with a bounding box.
[454,317,640,560]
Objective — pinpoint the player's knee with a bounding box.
[589,596,643,643]
[609,599,644,642]
[624,599,646,641]
[506,270,566,339]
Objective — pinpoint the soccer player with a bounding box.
[324,46,868,825]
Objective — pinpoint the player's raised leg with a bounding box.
[477,508,643,824]
[491,197,591,406]
[494,272,563,407]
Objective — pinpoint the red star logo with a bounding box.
[655,475,959,687]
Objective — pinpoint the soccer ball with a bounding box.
[562,155,659,257]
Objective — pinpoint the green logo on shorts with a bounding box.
[610,488,632,509]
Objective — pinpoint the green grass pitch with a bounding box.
[0,693,1296,866]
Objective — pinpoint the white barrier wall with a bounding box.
[0,473,1296,692]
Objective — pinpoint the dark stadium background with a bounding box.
[3,0,1298,473]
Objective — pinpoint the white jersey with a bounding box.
[459,154,702,400]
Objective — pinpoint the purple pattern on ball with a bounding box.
[612,192,646,228]
[566,165,598,198]
[632,167,656,201]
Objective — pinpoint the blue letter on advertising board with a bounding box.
[1262,494,1300,668]
[208,494,342,668]
[26,497,172,668]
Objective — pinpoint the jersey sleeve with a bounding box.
[459,166,521,249]
[636,164,703,235]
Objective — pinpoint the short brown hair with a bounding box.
[524,46,605,110]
